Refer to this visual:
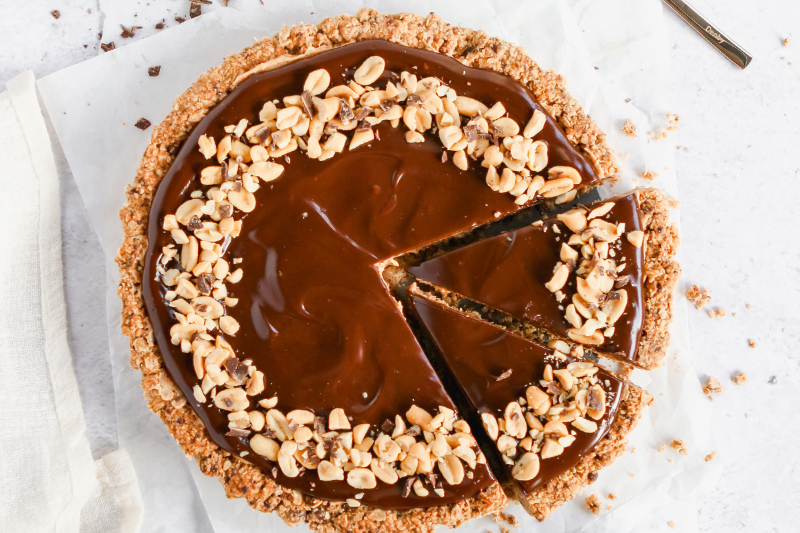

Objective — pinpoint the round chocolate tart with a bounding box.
[116,10,662,533]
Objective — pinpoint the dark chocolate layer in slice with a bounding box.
[409,192,644,363]
[409,295,624,498]
[143,40,602,509]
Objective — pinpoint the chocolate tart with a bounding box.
[407,189,680,369]
[408,293,651,520]
[116,9,639,532]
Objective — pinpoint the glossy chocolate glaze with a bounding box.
[409,193,644,361]
[410,296,623,494]
[143,40,601,509]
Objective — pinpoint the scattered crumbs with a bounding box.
[606,505,613,511]
[667,196,681,209]
[120,24,142,39]
[670,439,689,456]
[630,473,635,477]
[668,521,676,529]
[746,303,752,309]
[785,37,791,47]
[769,376,777,385]
[748,339,756,348]
[630,447,637,454]
[640,170,659,180]
[148,66,161,77]
[658,444,666,453]
[51,9,61,19]
[175,16,186,23]
[732,372,748,385]
[705,451,717,462]
[686,285,711,309]
[622,119,637,138]
[707,307,727,319]
[135,118,152,130]
[585,494,602,515]
[100,42,116,52]
[608,493,618,501]
[625,98,631,103]
[666,113,680,131]
[190,3,202,18]
[702,376,725,397]
[155,22,165,30]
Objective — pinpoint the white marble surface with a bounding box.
[2,0,799,531]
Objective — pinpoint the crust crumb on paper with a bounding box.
[731,372,748,385]
[670,439,688,456]
[705,451,717,462]
[702,376,725,397]
[585,494,602,515]
[622,119,637,138]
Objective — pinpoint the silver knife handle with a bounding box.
[664,0,752,69]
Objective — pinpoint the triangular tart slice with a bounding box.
[408,189,679,369]
[408,291,650,520]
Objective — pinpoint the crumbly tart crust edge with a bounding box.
[517,384,652,521]
[114,8,622,531]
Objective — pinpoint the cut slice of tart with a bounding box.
[408,291,651,520]
[117,10,622,532]
[407,189,679,369]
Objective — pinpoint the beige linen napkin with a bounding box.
[0,70,141,533]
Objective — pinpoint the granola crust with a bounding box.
[515,384,652,521]
[115,8,623,531]
[635,188,680,370]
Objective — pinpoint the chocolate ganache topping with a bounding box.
[410,296,624,495]
[143,40,603,509]
[409,193,645,363]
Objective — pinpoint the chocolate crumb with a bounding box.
[187,215,203,231]
[354,107,370,122]
[587,472,598,482]
[155,22,165,30]
[51,10,61,19]
[355,120,371,133]
[189,4,202,18]
[175,16,185,24]
[381,419,395,435]
[196,273,214,295]
[314,416,326,435]
[404,424,421,437]
[401,477,414,498]
[339,99,354,123]
[219,204,233,219]
[300,91,314,118]
[135,118,151,130]
[148,66,161,77]
[120,25,142,39]
[100,42,115,52]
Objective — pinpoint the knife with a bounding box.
[663,0,752,69]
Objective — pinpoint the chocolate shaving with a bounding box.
[234,181,242,192]
[254,126,271,143]
[356,120,371,132]
[339,99,355,123]
[314,416,326,435]
[405,94,422,107]
[426,472,441,489]
[100,42,115,52]
[134,118,151,130]
[587,387,603,411]
[187,215,203,231]
[196,273,214,295]
[223,357,240,374]
[378,99,395,113]
[190,0,212,3]
[120,25,141,39]
[463,124,478,142]
[288,420,300,433]
[155,22,165,30]
[51,10,61,19]
[220,159,231,182]
[565,259,576,272]
[545,380,562,396]
[219,204,233,219]
[175,16,185,24]
[606,291,622,301]
[226,428,251,437]
[404,424,421,437]
[381,419,396,435]
[354,107,370,122]
[232,364,249,383]
[300,91,314,118]
[496,368,513,381]
[324,123,339,135]
[614,275,630,289]
[189,4,202,18]
[263,428,276,439]
[322,437,334,451]
[148,66,161,77]
[402,477,414,498]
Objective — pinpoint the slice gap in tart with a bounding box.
[407,189,680,369]
[406,287,652,520]
[122,20,620,531]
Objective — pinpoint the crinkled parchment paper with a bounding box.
[37,0,721,531]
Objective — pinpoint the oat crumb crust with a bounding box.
[117,9,633,531]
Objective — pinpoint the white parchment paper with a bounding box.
[37,1,721,531]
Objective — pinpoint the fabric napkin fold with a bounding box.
[0,70,142,533]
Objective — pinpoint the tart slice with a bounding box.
[407,189,679,369]
[408,291,651,520]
